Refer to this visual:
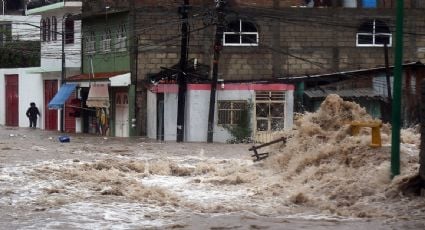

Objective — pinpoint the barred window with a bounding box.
[115,24,127,51]
[101,28,112,52]
[218,101,247,125]
[84,31,96,53]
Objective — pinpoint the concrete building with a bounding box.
[79,1,425,141]
[0,15,41,128]
[25,0,82,132]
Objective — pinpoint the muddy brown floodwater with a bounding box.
[1,95,424,230]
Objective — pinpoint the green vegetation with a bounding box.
[225,107,252,144]
[0,41,40,68]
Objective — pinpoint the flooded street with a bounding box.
[1,96,424,229]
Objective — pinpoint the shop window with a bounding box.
[356,19,391,47]
[223,20,258,46]
[217,101,247,125]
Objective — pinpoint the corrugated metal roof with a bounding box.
[305,88,381,99]
[279,61,424,83]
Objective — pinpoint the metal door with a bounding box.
[44,80,58,130]
[5,75,19,126]
[115,92,129,137]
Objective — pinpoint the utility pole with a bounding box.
[60,16,66,132]
[176,0,190,142]
[391,0,404,178]
[383,43,392,123]
[207,0,225,143]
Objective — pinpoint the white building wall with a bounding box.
[38,9,82,69]
[164,93,178,141]
[186,90,210,142]
[0,15,40,41]
[284,90,294,130]
[0,68,43,128]
[147,85,294,143]
[147,90,157,139]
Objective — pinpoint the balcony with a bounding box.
[27,0,81,11]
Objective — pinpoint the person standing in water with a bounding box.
[26,102,41,129]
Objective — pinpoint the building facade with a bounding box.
[0,15,42,128]
[25,0,82,132]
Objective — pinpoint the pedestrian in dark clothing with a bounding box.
[26,102,41,129]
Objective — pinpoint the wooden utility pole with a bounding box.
[207,0,225,143]
[177,0,190,142]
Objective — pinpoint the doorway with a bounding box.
[157,93,164,140]
[5,75,19,127]
[115,92,129,137]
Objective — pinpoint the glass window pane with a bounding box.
[242,21,257,32]
[257,119,268,131]
[224,34,240,44]
[358,21,374,33]
[256,103,268,117]
[358,34,373,44]
[271,118,284,131]
[218,110,231,124]
[375,20,391,33]
[241,34,257,44]
[270,104,284,117]
[375,35,390,45]
[226,20,240,32]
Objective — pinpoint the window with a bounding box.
[84,31,96,54]
[115,24,127,51]
[217,101,247,125]
[64,16,74,44]
[51,16,57,41]
[0,23,12,45]
[46,17,51,41]
[41,19,47,42]
[255,91,285,131]
[356,19,392,47]
[101,28,112,52]
[223,20,258,46]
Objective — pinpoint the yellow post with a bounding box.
[350,120,382,148]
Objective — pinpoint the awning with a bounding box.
[48,83,78,109]
[86,83,110,108]
[110,73,131,86]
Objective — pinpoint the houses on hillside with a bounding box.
[1,0,425,142]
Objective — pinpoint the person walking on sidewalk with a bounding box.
[26,102,41,129]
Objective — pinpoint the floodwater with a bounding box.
[1,95,424,229]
